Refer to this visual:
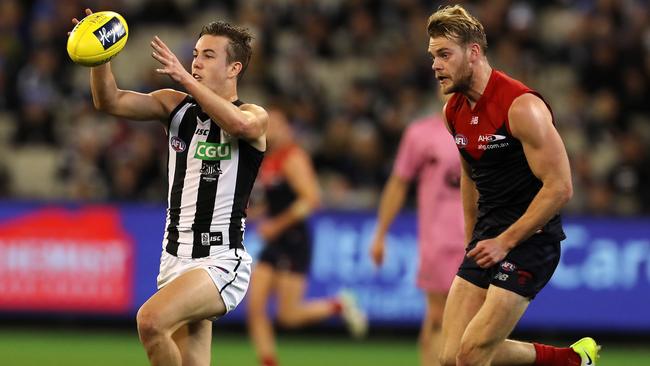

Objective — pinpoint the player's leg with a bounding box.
[439,276,487,366]
[247,262,279,366]
[171,320,212,366]
[137,268,227,366]
[455,285,533,366]
[420,292,447,366]
[275,270,340,328]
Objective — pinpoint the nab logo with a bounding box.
[455,134,468,148]
[170,136,186,152]
[195,141,231,161]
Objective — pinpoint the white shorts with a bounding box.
[157,247,252,317]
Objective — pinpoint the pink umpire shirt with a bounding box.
[393,116,466,292]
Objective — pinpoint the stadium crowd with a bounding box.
[0,0,649,215]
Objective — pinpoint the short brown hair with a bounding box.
[199,21,253,80]
[427,5,487,53]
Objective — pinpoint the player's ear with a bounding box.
[467,43,481,63]
[228,61,242,79]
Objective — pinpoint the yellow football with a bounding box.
[67,11,129,67]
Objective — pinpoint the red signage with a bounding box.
[0,207,134,313]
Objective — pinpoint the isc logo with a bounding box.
[195,128,209,136]
[195,141,231,160]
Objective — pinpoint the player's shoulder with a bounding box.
[239,102,270,127]
[153,88,188,115]
[238,102,267,115]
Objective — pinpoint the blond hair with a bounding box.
[427,5,487,52]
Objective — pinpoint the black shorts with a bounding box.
[258,225,312,274]
[457,235,561,299]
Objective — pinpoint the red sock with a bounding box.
[261,355,278,366]
[533,343,581,366]
[331,299,343,315]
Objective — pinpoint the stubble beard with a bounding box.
[444,56,473,95]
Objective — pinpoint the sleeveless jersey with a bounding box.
[445,70,565,242]
[163,96,264,258]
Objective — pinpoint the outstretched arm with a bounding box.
[72,9,185,122]
[90,63,184,121]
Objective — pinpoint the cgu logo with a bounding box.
[195,142,231,160]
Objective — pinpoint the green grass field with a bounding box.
[0,328,648,366]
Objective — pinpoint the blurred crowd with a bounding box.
[0,0,649,215]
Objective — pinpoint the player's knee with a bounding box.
[136,306,165,343]
[456,339,489,366]
[439,347,457,366]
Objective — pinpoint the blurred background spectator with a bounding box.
[1,0,649,216]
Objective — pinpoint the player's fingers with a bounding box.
[151,52,168,65]
[150,41,163,55]
[467,246,480,258]
[72,18,79,25]
[85,8,93,15]
[154,36,172,53]
[477,257,492,268]
[152,38,171,58]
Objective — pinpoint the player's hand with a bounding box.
[151,36,192,84]
[467,237,509,268]
[69,8,93,36]
[369,237,386,267]
[257,220,282,242]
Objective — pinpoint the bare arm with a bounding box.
[369,174,409,266]
[150,36,268,150]
[442,102,477,245]
[257,148,320,241]
[71,9,184,122]
[460,158,478,245]
[498,93,573,247]
[468,93,572,268]
[90,63,184,121]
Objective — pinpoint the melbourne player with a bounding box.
[71,9,267,366]
[426,5,600,366]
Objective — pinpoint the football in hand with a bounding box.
[67,11,129,67]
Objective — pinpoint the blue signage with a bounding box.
[0,202,648,331]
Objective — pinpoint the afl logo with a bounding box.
[454,134,468,148]
[170,136,186,152]
[500,261,516,272]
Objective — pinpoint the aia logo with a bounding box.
[500,261,516,272]
[170,136,186,152]
[455,134,468,148]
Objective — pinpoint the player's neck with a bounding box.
[465,63,492,108]
[212,80,238,103]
